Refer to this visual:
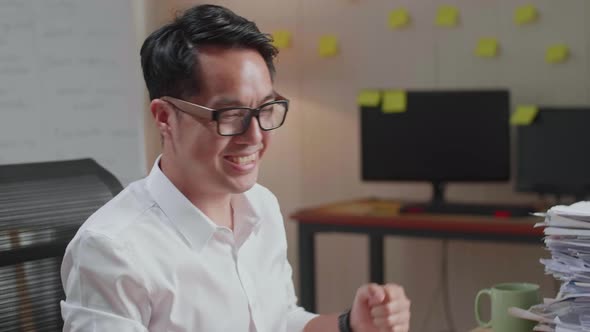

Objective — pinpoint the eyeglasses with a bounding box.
[161,95,289,136]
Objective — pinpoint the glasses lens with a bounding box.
[216,102,288,136]
[259,102,287,130]
[218,108,250,135]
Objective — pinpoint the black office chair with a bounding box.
[0,159,122,331]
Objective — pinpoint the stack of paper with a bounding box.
[513,202,590,331]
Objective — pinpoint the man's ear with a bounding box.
[150,99,174,138]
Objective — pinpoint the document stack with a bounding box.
[513,201,590,332]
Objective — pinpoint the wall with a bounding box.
[148,1,589,330]
[132,0,172,171]
[0,0,146,185]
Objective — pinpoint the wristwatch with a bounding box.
[338,308,352,332]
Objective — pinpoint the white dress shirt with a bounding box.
[60,157,316,331]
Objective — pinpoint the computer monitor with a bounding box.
[516,107,590,200]
[361,89,510,206]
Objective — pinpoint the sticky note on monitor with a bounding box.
[389,8,410,29]
[546,45,569,64]
[318,35,339,57]
[358,90,381,107]
[382,90,407,113]
[271,30,292,49]
[511,105,538,125]
[475,38,499,58]
[436,5,459,27]
[514,5,538,25]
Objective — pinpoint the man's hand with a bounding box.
[349,283,411,332]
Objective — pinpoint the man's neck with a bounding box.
[159,156,234,230]
[190,194,234,230]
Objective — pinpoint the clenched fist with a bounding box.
[349,283,411,332]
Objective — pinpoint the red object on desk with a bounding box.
[404,206,425,213]
[494,210,512,218]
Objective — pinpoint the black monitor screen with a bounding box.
[516,108,590,196]
[361,90,510,182]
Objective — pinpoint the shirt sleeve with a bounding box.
[284,257,318,332]
[60,230,151,332]
[260,185,318,331]
[277,211,317,331]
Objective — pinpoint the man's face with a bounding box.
[161,47,274,196]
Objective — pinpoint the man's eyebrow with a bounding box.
[210,92,277,107]
[261,92,276,102]
[209,97,239,107]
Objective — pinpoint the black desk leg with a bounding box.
[298,223,316,313]
[369,234,384,284]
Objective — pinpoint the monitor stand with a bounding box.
[400,181,535,217]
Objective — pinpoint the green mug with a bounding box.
[475,282,541,332]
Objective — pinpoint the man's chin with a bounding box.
[227,175,258,194]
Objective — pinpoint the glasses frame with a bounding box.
[161,95,289,136]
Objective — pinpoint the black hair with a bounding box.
[140,4,278,100]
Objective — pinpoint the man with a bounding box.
[60,4,410,332]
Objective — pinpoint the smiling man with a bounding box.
[60,4,410,332]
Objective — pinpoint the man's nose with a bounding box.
[237,115,263,143]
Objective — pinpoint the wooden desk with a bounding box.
[290,199,543,313]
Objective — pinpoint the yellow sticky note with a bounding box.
[546,44,569,64]
[436,5,459,27]
[388,8,410,29]
[382,90,407,113]
[475,38,499,58]
[271,30,292,49]
[514,5,538,25]
[510,105,538,125]
[318,35,338,57]
[357,90,381,107]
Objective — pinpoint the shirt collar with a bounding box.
[232,189,262,243]
[146,155,216,253]
[146,155,262,252]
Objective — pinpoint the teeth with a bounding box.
[230,153,256,165]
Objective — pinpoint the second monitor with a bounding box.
[517,107,590,201]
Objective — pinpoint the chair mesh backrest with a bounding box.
[0,159,122,332]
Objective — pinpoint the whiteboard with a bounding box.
[0,0,146,186]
